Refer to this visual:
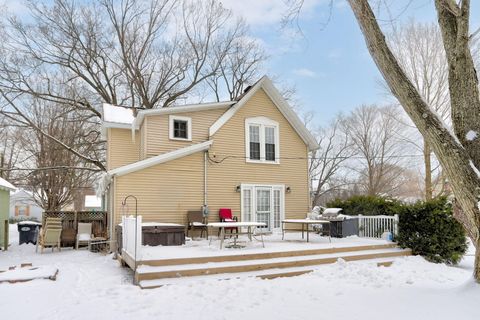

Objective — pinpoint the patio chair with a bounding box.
[36,217,63,253]
[76,222,94,249]
[218,208,238,236]
[186,211,208,239]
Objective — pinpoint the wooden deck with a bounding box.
[118,242,412,288]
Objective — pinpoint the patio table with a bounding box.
[207,222,266,249]
[282,219,331,243]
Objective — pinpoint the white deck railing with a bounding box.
[358,214,399,239]
[122,215,142,263]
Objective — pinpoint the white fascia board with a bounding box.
[134,101,234,128]
[209,77,267,137]
[108,140,213,177]
[209,76,320,151]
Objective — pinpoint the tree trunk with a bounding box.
[424,139,433,200]
[348,0,480,282]
[476,238,480,280]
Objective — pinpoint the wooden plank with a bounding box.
[136,249,412,281]
[139,243,399,266]
[377,261,393,267]
[121,250,137,271]
[257,270,313,280]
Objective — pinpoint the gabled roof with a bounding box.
[133,101,234,128]
[209,76,319,151]
[108,140,213,177]
[0,177,16,192]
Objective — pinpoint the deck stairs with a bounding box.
[131,243,411,289]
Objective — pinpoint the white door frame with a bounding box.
[240,184,285,231]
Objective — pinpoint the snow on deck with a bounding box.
[1,224,479,320]
[140,233,390,261]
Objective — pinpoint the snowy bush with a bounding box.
[326,195,403,216]
[397,197,467,264]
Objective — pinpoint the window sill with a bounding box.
[246,159,280,165]
[169,137,192,142]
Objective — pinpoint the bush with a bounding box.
[396,197,467,264]
[326,195,404,216]
[9,216,39,224]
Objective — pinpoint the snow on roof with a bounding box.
[85,195,102,208]
[0,177,16,191]
[102,103,135,124]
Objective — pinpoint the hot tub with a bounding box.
[116,222,185,253]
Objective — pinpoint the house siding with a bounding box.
[207,88,310,220]
[108,88,310,226]
[107,128,141,170]
[145,108,228,157]
[114,152,205,225]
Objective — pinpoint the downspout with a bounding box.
[204,151,208,206]
[110,175,116,241]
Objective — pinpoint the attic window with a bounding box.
[169,115,192,141]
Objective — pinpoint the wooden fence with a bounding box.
[358,214,399,239]
[43,211,108,247]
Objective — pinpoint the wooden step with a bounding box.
[135,248,411,283]
[138,257,402,289]
[138,243,399,266]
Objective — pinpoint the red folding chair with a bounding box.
[218,208,238,236]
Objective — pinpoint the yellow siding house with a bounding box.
[99,76,319,236]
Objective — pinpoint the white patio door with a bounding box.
[241,184,284,231]
[256,187,271,230]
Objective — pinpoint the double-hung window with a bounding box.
[245,117,279,163]
[169,115,192,141]
[249,125,261,160]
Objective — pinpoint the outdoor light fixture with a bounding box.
[286,186,292,193]
[235,185,241,192]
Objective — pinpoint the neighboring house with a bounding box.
[0,177,16,249]
[9,189,43,221]
[99,76,319,236]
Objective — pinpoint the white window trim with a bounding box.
[240,183,285,231]
[169,115,192,141]
[245,117,280,164]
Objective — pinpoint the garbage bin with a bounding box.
[17,221,42,245]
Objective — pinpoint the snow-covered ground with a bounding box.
[1,224,479,320]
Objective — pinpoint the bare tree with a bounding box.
[310,117,355,207]
[18,99,99,210]
[347,0,480,281]
[0,0,262,171]
[341,104,408,196]
[388,21,450,200]
[0,120,26,182]
[206,33,267,101]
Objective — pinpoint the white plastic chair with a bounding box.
[76,223,93,249]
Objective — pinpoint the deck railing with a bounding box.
[358,214,399,239]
